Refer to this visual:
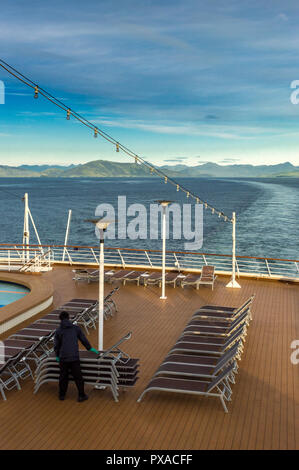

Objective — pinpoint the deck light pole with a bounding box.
[86,218,114,350]
[156,200,172,300]
[23,193,30,262]
[62,209,72,262]
[226,212,241,288]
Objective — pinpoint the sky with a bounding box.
[1,0,299,167]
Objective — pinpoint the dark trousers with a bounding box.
[59,360,85,397]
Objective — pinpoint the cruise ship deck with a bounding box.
[0,266,298,450]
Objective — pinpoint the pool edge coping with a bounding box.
[0,273,53,335]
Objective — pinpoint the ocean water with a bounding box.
[0,177,298,260]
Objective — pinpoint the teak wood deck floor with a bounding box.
[0,266,298,450]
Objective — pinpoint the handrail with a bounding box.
[1,244,299,280]
[19,249,52,272]
[1,243,299,263]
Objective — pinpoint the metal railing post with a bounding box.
[118,249,125,268]
[1,243,299,281]
[91,248,98,264]
[62,210,72,262]
[145,250,153,268]
[265,259,272,277]
[235,259,240,278]
[174,252,181,271]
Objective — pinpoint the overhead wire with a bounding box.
[0,58,233,222]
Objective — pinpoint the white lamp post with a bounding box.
[22,193,30,262]
[156,200,172,300]
[86,218,114,350]
[226,212,241,288]
[62,210,72,262]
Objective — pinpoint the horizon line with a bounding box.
[1,159,296,169]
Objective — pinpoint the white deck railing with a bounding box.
[0,245,52,272]
[0,243,298,281]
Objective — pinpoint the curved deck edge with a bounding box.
[0,273,53,335]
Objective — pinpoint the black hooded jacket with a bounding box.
[54,319,92,362]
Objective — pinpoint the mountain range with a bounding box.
[0,160,298,178]
[160,161,299,178]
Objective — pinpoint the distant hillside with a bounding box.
[39,160,182,178]
[19,164,76,172]
[1,159,299,178]
[161,161,297,178]
[275,170,299,177]
[0,163,76,177]
[0,165,40,177]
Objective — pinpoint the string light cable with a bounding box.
[0,58,233,223]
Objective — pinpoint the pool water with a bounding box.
[0,281,29,307]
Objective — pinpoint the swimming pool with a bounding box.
[0,281,29,307]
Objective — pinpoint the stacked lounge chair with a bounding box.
[182,309,250,337]
[192,294,255,321]
[0,289,119,400]
[38,288,119,334]
[34,332,139,402]
[84,287,119,324]
[103,288,119,315]
[171,325,246,357]
[137,295,255,412]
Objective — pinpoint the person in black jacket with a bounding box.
[54,311,98,402]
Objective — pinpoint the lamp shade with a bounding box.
[85,218,115,231]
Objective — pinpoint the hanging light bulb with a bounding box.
[186,191,190,198]
[196,198,199,204]
[94,127,98,138]
[116,143,119,152]
[176,185,179,192]
[66,109,71,120]
[34,86,39,99]
[205,202,208,209]
[212,208,215,214]
[164,176,168,184]
[150,167,154,174]
[135,156,138,164]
